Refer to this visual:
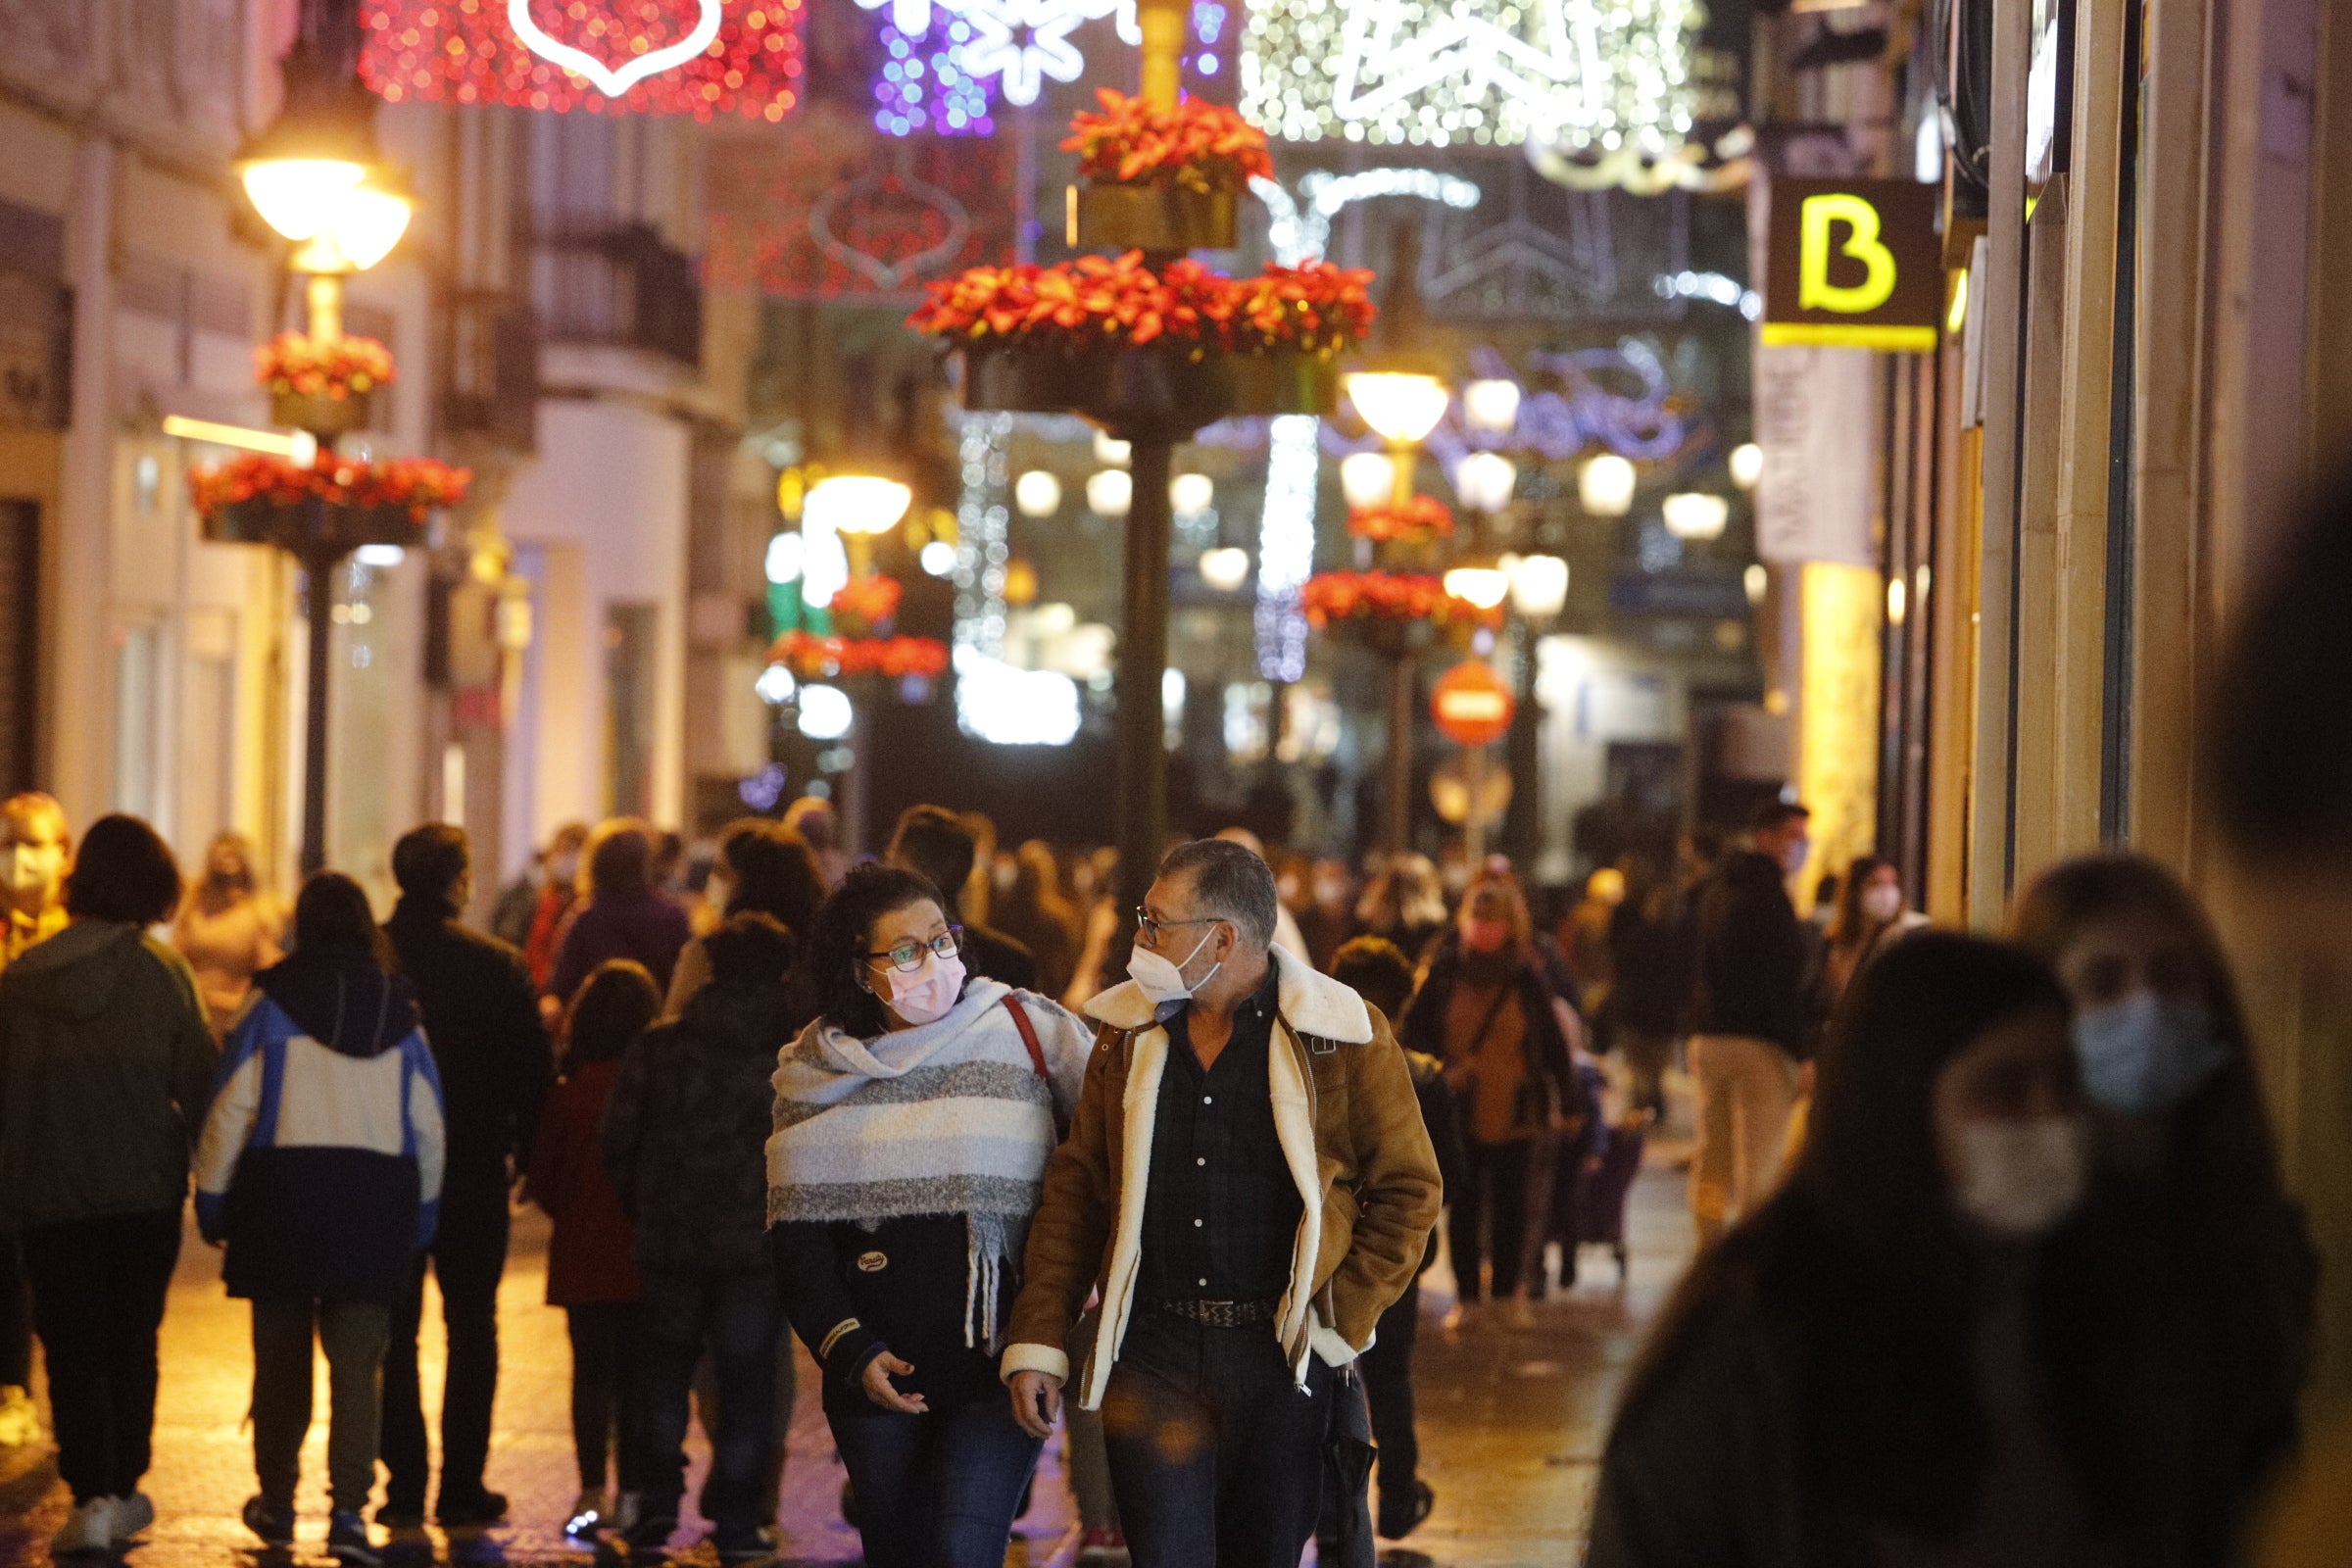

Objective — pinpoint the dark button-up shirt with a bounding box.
[1137,966,1303,1304]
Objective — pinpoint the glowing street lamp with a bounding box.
[1346,370,1449,506]
[807,473,914,577]
[1339,452,1397,512]
[1662,491,1730,541]
[1086,468,1134,518]
[1579,453,1638,517]
[1452,451,1518,515]
[1462,378,1523,439]
[1508,554,1570,619]
[1729,441,1764,491]
[1014,469,1063,518]
[1199,547,1251,592]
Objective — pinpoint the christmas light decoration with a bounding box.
[867,0,1149,134]
[1239,0,1701,154]
[360,0,806,122]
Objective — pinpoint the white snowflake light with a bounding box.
[1240,0,1702,152]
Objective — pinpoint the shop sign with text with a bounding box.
[1761,178,1941,354]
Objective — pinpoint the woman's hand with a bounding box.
[860,1350,928,1414]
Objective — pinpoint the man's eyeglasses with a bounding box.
[1134,906,1221,946]
[865,929,963,972]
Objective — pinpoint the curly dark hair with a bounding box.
[805,861,956,1039]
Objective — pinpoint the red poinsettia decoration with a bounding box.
[1063,89,1274,194]
[1301,570,1504,632]
[189,451,471,524]
[1348,494,1455,544]
[827,573,905,636]
[770,631,951,682]
[255,333,397,401]
[908,254,1376,356]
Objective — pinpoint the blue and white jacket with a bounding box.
[195,952,447,1305]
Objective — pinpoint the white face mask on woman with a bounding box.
[1861,883,1904,923]
[1948,1115,2089,1239]
[879,950,967,1025]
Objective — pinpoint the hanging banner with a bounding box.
[1760,176,1941,353]
[1752,343,1876,567]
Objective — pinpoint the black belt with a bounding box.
[1154,1297,1279,1329]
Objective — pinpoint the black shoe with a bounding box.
[711,1524,773,1564]
[1378,1478,1437,1541]
[624,1515,678,1557]
[434,1492,509,1530]
[328,1511,383,1567]
[373,1502,425,1532]
[242,1495,296,1548]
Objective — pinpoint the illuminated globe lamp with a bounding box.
[1086,469,1134,518]
[1199,547,1251,592]
[806,473,915,577]
[1579,452,1638,517]
[1462,378,1523,439]
[1015,469,1064,518]
[1444,450,1517,614]
[1730,441,1765,492]
[1345,370,1451,506]
[1508,554,1571,621]
[1662,491,1731,542]
[1339,452,1398,513]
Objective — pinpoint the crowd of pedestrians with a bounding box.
[0,521,2343,1568]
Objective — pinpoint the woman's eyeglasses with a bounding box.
[865,929,963,972]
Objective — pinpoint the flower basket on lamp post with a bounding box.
[256,332,394,436]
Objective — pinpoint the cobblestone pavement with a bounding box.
[0,1162,1691,1568]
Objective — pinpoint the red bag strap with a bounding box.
[1002,993,1048,1080]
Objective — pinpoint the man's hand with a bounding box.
[1009,1369,1063,1439]
[860,1352,928,1414]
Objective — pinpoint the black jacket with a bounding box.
[1609,894,1698,1038]
[959,921,1038,993]
[384,897,551,1187]
[773,1212,1012,1410]
[1683,853,1818,1058]
[602,977,799,1276]
[1400,1044,1467,1275]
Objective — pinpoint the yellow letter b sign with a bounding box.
[1764,179,1940,353]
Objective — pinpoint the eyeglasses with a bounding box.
[1134,906,1222,946]
[865,928,963,973]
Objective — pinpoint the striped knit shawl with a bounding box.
[765,978,1057,1348]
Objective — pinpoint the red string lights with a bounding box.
[360,0,806,121]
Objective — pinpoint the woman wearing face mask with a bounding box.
[662,819,828,1017]
[767,864,1091,1568]
[2011,854,2316,1563]
[1591,934,2167,1567]
[172,831,286,1040]
[1824,855,1931,1003]
[1399,873,1580,1327]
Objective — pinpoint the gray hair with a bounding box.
[1158,838,1279,950]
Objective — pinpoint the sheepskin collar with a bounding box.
[1085,942,1373,1045]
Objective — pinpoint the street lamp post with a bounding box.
[1502,554,1569,870]
[1345,369,1450,856]
[804,473,913,854]
[236,34,414,879]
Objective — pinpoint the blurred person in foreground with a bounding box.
[1682,801,1820,1246]
[378,824,552,1530]
[1212,827,1308,957]
[1400,872,1580,1327]
[0,815,215,1555]
[172,831,285,1039]
[524,960,663,1539]
[665,819,827,1017]
[1590,934,2163,1566]
[2202,464,2352,1564]
[887,806,1039,991]
[548,819,694,1006]
[1606,861,1698,1123]
[1328,936,1464,1543]
[1003,840,1442,1568]
[197,872,445,1566]
[782,797,848,889]
[768,866,1090,1567]
[0,791,70,1447]
[603,915,806,1562]
[2011,855,2315,1562]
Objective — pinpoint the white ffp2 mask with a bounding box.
[1949,1115,2088,1239]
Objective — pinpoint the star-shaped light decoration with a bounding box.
[958,0,1093,105]
[1241,0,1701,153]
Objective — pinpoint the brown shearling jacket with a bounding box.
[1000,944,1443,1408]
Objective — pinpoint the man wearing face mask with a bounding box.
[1682,800,1819,1247]
[1002,839,1442,1568]
[0,793,68,1449]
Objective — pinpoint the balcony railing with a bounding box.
[439,288,539,451]
[530,216,703,369]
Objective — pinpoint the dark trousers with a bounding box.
[565,1301,640,1494]
[381,1182,509,1511]
[1449,1139,1544,1300]
[252,1299,392,1514]
[633,1265,780,1532]
[20,1209,181,1502]
[0,1231,30,1388]
[828,1395,1043,1568]
[1102,1308,1332,1568]
[1360,1278,1420,1496]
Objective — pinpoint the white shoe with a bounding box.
[111,1492,156,1544]
[0,1384,38,1446]
[51,1496,115,1556]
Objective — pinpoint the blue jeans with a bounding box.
[1101,1307,1333,1568]
[828,1395,1044,1568]
[633,1266,782,1531]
